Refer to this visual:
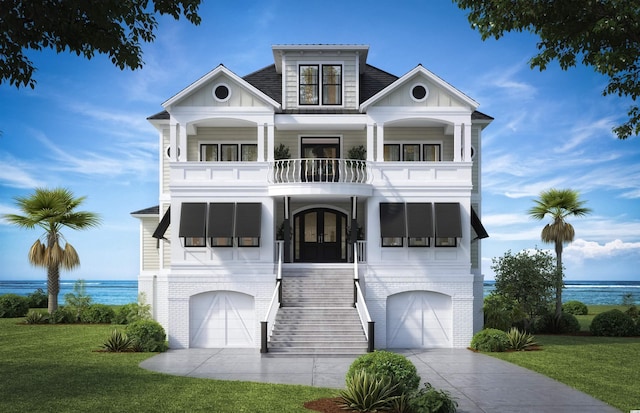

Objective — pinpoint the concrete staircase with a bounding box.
[267,267,368,355]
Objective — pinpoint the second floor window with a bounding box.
[299,64,342,106]
[200,144,257,161]
[384,143,442,161]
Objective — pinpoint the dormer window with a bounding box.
[299,64,342,106]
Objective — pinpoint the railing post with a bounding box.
[367,321,375,352]
[353,280,358,308]
[260,321,268,353]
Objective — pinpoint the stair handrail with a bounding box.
[353,243,374,352]
[261,241,284,353]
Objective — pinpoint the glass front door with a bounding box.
[301,138,340,182]
[294,208,347,262]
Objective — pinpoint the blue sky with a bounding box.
[1,0,639,281]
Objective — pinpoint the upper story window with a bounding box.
[384,143,442,161]
[299,64,342,106]
[200,143,257,161]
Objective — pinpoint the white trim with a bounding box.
[212,82,232,103]
[360,65,479,112]
[410,82,429,102]
[163,65,280,110]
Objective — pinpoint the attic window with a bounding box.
[213,83,231,102]
[410,83,429,102]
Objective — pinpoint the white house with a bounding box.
[131,44,491,354]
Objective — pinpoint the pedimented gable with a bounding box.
[360,65,478,112]
[163,65,280,111]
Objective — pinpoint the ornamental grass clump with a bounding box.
[101,329,134,352]
[470,328,509,352]
[339,369,399,412]
[506,327,538,351]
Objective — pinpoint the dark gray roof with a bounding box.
[243,64,282,103]
[131,205,159,215]
[147,63,492,120]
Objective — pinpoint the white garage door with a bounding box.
[189,291,255,348]
[387,291,452,348]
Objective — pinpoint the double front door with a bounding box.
[294,208,347,262]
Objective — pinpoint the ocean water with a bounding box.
[1,279,639,306]
[0,280,138,305]
[484,280,640,306]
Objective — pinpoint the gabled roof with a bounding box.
[360,65,480,112]
[162,64,280,110]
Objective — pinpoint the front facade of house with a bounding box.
[131,44,491,351]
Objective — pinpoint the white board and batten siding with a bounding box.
[189,291,255,348]
[386,291,453,348]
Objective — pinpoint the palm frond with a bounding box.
[28,240,47,267]
[61,243,80,270]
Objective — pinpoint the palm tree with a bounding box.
[528,188,591,318]
[3,188,101,314]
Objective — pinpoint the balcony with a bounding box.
[268,159,370,184]
[169,159,471,195]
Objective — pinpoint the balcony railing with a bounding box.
[268,159,370,184]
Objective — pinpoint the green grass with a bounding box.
[489,334,640,412]
[0,318,335,412]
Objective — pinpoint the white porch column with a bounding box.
[453,123,462,162]
[267,123,275,162]
[257,123,265,162]
[376,124,384,162]
[169,118,178,162]
[366,123,375,161]
[463,123,472,162]
[178,124,187,162]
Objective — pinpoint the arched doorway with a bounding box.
[294,208,347,262]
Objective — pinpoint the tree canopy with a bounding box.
[3,187,101,313]
[0,0,202,89]
[454,0,640,139]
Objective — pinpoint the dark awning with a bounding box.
[179,203,207,237]
[152,207,171,240]
[235,203,262,237]
[471,207,489,240]
[406,203,434,238]
[380,203,406,237]
[434,203,462,238]
[207,203,235,237]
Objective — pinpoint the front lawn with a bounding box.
[489,335,640,412]
[0,319,334,413]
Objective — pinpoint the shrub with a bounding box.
[483,293,521,331]
[470,328,509,352]
[24,310,48,324]
[339,369,399,412]
[346,350,420,396]
[26,288,48,308]
[506,327,538,351]
[0,294,29,318]
[409,382,458,413]
[49,307,75,324]
[125,319,167,352]
[562,300,588,315]
[81,304,115,324]
[534,312,580,334]
[113,295,152,325]
[64,280,93,321]
[590,309,637,337]
[625,305,639,321]
[101,329,134,352]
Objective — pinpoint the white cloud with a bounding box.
[0,152,44,189]
[565,239,640,263]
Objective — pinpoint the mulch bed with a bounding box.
[303,397,345,413]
